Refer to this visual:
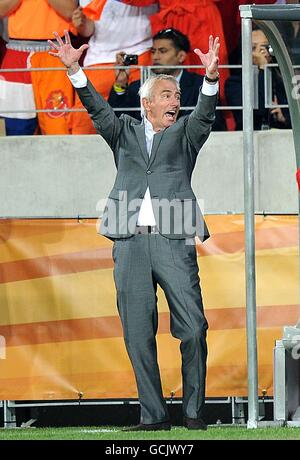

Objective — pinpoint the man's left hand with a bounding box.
[194,36,220,79]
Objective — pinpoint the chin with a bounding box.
[153,68,171,75]
[164,119,176,128]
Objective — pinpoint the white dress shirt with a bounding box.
[68,68,219,225]
[136,117,157,226]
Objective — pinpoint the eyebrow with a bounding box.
[151,47,169,52]
[160,89,181,96]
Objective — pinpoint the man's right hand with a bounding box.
[115,52,130,88]
[252,44,271,70]
[48,30,89,74]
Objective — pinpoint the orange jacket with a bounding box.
[8,0,75,40]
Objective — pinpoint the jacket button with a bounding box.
[146,170,152,175]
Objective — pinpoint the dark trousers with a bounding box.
[112,233,208,424]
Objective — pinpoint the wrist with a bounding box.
[205,72,220,83]
[67,62,80,75]
[113,82,127,94]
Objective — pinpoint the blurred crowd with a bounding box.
[0,0,298,135]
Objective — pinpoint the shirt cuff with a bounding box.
[201,79,219,96]
[67,67,87,88]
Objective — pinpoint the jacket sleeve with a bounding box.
[75,79,123,150]
[185,90,218,158]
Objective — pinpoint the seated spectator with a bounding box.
[108,28,226,131]
[69,0,158,134]
[216,0,276,65]
[225,28,291,130]
[0,0,78,136]
[121,0,229,105]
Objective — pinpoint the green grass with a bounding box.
[0,426,300,440]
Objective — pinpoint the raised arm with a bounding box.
[185,36,220,155]
[48,30,122,149]
[72,6,95,38]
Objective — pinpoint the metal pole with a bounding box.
[3,401,16,428]
[242,17,259,429]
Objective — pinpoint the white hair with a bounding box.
[138,74,180,117]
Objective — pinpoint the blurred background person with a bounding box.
[225,27,291,131]
[69,0,157,134]
[215,1,276,66]
[84,1,230,121]
[121,1,229,104]
[108,27,226,130]
[0,0,78,136]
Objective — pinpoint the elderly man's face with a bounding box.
[151,39,186,75]
[142,79,181,131]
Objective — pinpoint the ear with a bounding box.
[142,97,151,113]
[177,50,187,64]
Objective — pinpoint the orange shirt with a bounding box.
[8,0,74,40]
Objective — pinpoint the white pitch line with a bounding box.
[80,429,119,433]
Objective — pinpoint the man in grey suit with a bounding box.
[49,31,220,431]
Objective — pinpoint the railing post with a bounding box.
[242,15,259,429]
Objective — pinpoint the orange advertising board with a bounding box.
[0,215,298,400]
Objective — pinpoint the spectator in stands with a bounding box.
[0,0,77,135]
[216,1,276,66]
[119,1,229,103]
[108,28,226,131]
[69,0,157,134]
[225,28,291,130]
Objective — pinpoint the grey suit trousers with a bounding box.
[112,233,208,424]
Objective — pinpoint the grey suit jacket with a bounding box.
[76,80,217,241]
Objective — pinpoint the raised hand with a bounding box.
[115,52,130,88]
[48,30,89,73]
[194,36,220,79]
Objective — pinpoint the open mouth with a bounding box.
[165,110,177,121]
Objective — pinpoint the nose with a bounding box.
[171,95,180,107]
[152,50,161,61]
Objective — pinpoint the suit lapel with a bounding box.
[133,124,148,165]
[133,123,165,167]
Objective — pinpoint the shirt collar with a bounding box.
[175,69,183,83]
[143,116,157,136]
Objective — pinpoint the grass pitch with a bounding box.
[0,425,300,440]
